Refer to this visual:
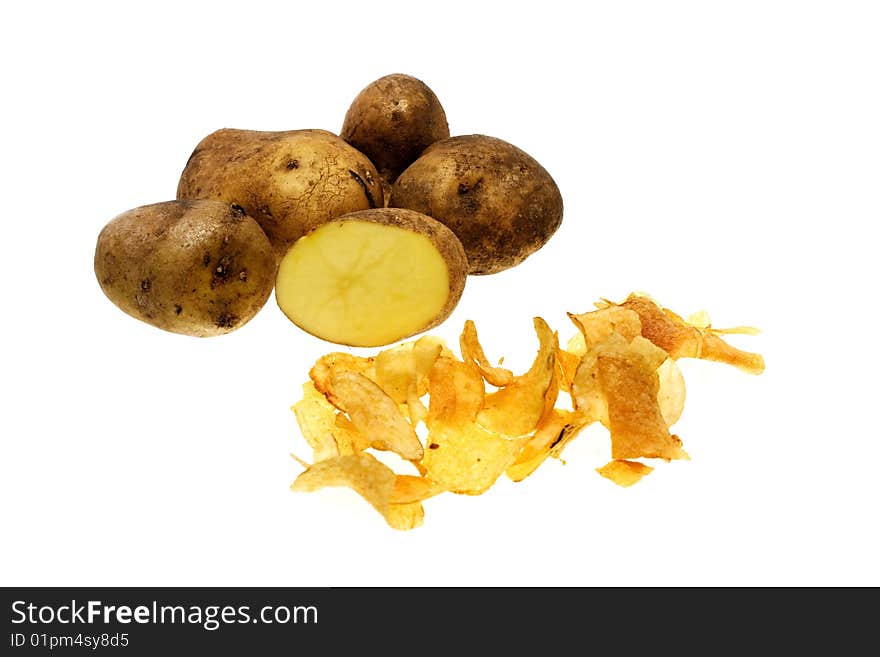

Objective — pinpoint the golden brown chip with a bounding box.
[538,345,561,427]
[326,371,423,461]
[571,343,608,425]
[374,336,444,404]
[374,343,418,404]
[291,452,396,520]
[291,382,341,463]
[555,345,581,396]
[406,388,430,427]
[427,357,485,427]
[292,454,423,530]
[571,332,679,429]
[386,502,425,530]
[459,320,514,387]
[477,318,558,436]
[596,459,654,487]
[568,305,642,346]
[422,422,526,494]
[506,410,591,482]
[413,336,448,393]
[698,332,766,374]
[628,335,669,371]
[390,474,446,504]
[332,413,371,455]
[310,352,376,396]
[620,294,765,374]
[596,341,688,461]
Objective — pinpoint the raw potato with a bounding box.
[341,73,450,190]
[275,208,467,347]
[177,128,383,257]
[390,134,563,274]
[94,199,276,337]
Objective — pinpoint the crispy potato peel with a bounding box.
[290,294,763,527]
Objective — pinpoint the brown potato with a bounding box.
[341,73,450,190]
[275,208,467,347]
[94,199,276,337]
[177,129,383,256]
[390,134,563,275]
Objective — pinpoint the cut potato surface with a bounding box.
[275,210,467,347]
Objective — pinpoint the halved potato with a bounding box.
[275,208,467,347]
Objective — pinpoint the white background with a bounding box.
[2,1,877,586]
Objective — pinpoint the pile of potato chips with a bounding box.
[290,293,764,529]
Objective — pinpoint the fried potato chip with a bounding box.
[291,452,396,522]
[597,343,688,461]
[375,343,419,404]
[291,382,341,462]
[459,320,514,387]
[628,335,669,371]
[686,309,712,330]
[413,336,448,392]
[310,352,376,396]
[566,331,587,357]
[332,413,371,455]
[708,325,762,337]
[477,318,558,437]
[290,292,763,528]
[423,422,526,494]
[697,332,766,374]
[568,305,642,346]
[555,345,581,396]
[375,336,444,404]
[540,345,561,426]
[406,388,429,427]
[386,502,425,530]
[621,294,765,374]
[572,334,684,430]
[596,459,654,487]
[657,358,686,427]
[327,371,423,461]
[390,474,446,504]
[427,357,485,427]
[571,348,607,424]
[292,454,423,530]
[506,409,591,482]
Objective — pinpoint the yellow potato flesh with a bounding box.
[276,221,450,347]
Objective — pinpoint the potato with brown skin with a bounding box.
[390,134,563,275]
[275,208,467,347]
[341,74,450,192]
[177,129,383,257]
[94,199,276,337]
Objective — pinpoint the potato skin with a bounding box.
[328,207,468,333]
[177,129,383,256]
[389,135,563,275]
[341,74,450,187]
[94,200,276,337]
